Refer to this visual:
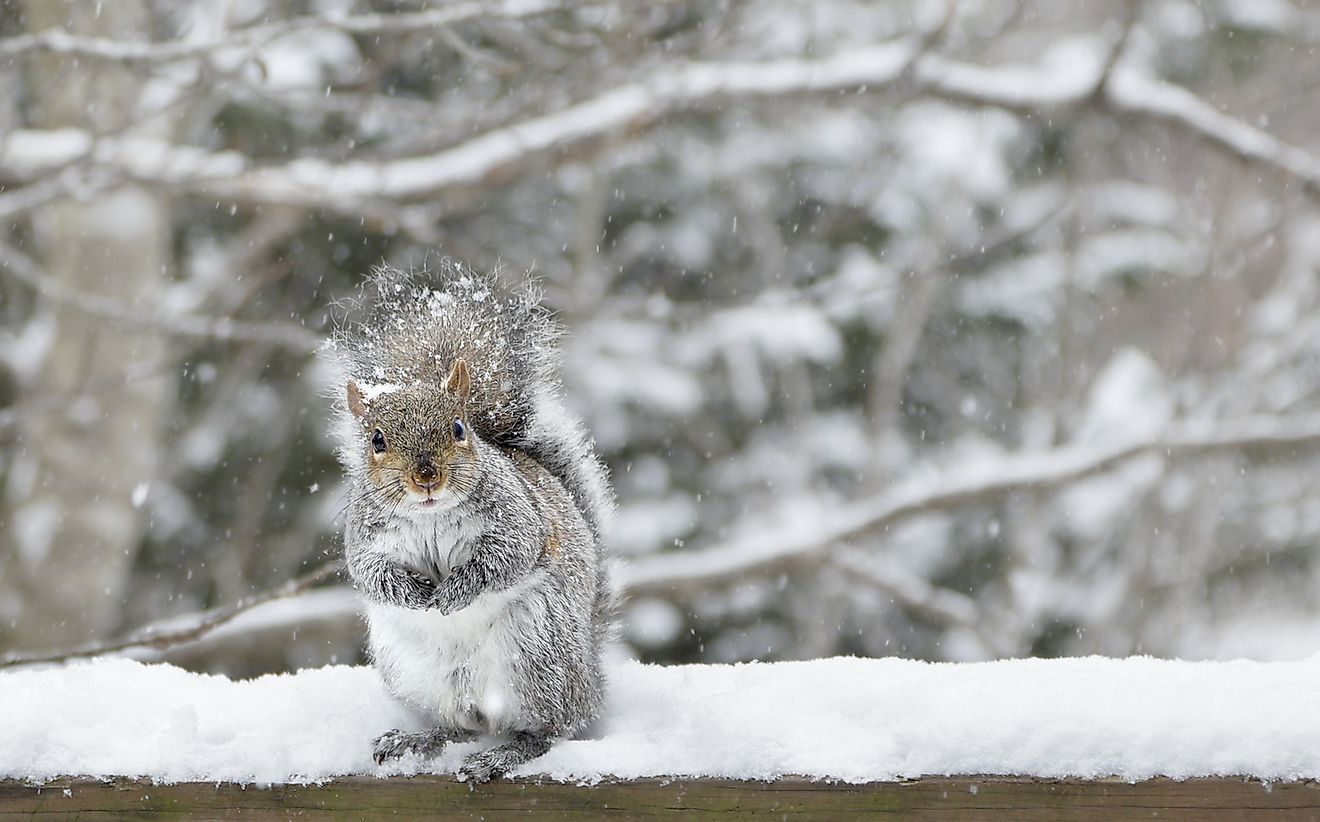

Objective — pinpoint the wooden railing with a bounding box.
[3,775,1318,820]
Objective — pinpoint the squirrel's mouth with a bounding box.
[404,473,447,503]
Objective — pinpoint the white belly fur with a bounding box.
[366,581,529,734]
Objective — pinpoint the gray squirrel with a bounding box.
[326,263,615,782]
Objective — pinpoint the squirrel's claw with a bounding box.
[427,590,456,615]
[457,749,504,783]
[371,729,409,765]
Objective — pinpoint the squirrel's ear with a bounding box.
[346,381,369,419]
[445,358,471,402]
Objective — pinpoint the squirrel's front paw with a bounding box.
[394,567,436,609]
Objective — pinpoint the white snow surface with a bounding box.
[4,654,1320,785]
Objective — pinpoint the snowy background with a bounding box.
[3,0,1320,678]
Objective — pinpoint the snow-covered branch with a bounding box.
[0,560,343,669]
[915,49,1320,197]
[622,414,1320,597]
[3,34,1318,214]
[0,240,321,353]
[183,38,922,208]
[0,0,562,65]
[0,40,918,210]
[1103,70,1320,197]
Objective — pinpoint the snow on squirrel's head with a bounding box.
[345,358,478,516]
[324,259,568,516]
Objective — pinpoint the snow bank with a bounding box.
[3,655,1319,784]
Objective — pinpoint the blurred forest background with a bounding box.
[3,0,1320,676]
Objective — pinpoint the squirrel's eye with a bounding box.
[371,429,387,453]
[452,419,466,441]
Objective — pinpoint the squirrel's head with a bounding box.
[346,358,478,515]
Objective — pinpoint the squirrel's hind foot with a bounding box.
[372,726,476,765]
[457,732,552,783]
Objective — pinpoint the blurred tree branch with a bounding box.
[0,559,343,669]
[0,30,1316,221]
[0,239,321,352]
[0,39,921,211]
[622,414,1320,597]
[18,411,1316,670]
[835,554,977,626]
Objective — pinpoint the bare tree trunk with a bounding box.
[0,0,170,651]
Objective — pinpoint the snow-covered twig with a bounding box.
[0,560,343,669]
[830,547,1021,657]
[622,414,1320,597]
[0,0,563,65]
[831,550,978,626]
[0,240,321,353]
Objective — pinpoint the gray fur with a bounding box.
[327,261,615,782]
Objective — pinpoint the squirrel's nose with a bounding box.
[416,461,438,482]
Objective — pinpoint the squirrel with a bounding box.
[325,262,615,783]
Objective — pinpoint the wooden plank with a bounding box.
[2,775,1318,820]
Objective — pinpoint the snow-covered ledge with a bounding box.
[2,655,1319,785]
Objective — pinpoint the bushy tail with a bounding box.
[331,260,614,539]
